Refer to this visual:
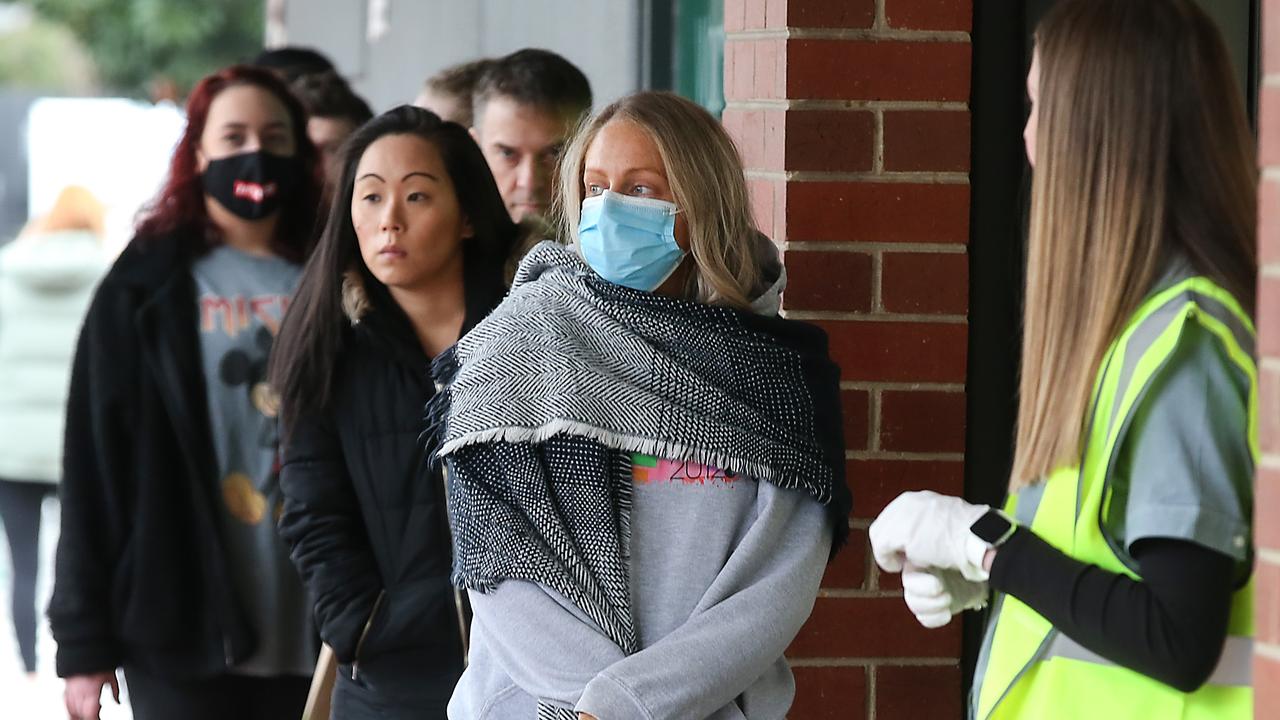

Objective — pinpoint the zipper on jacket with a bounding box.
[453,586,470,666]
[350,590,385,681]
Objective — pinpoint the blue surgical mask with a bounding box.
[577,190,686,292]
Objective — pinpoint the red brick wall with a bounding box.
[722,0,971,716]
[1257,2,1280,717]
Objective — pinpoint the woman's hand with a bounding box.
[64,671,120,720]
[579,714,599,720]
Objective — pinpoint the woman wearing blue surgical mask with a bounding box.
[50,65,324,720]
[435,91,851,720]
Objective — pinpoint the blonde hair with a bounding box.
[1011,0,1257,490]
[553,91,775,309]
[22,185,105,239]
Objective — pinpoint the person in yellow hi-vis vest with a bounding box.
[869,1,1259,718]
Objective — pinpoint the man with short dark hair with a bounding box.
[415,58,494,127]
[252,46,336,84]
[290,70,375,183]
[470,48,592,223]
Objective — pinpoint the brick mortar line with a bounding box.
[1262,168,1280,181]
[1257,642,1280,662]
[1261,264,1280,278]
[785,241,968,253]
[725,99,969,111]
[847,450,965,461]
[1257,547,1280,565]
[869,665,878,720]
[1265,76,1280,88]
[787,657,959,668]
[850,518,871,530]
[1260,453,1280,469]
[841,381,965,391]
[870,390,882,451]
[873,110,885,175]
[744,169,971,184]
[783,310,968,324]
[872,250,884,312]
[867,542,880,591]
[874,0,887,30]
[1261,357,1280,371]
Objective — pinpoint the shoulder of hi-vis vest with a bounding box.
[972,276,1257,720]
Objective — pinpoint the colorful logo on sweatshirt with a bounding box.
[631,453,739,487]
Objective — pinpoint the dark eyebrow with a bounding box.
[404,171,439,182]
[356,173,385,182]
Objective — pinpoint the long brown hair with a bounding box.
[1011,0,1257,490]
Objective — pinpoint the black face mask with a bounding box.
[202,150,300,220]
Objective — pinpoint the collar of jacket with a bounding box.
[340,254,506,366]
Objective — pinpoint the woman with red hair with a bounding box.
[48,65,324,720]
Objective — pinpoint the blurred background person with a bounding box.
[413,58,492,127]
[251,45,336,85]
[0,185,108,683]
[469,48,591,226]
[49,64,323,720]
[291,70,375,186]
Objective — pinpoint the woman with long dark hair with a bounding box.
[271,105,523,718]
[49,65,324,720]
[870,1,1258,717]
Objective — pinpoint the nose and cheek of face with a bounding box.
[197,84,299,227]
[351,133,473,292]
[582,119,691,252]
[308,116,359,185]
[472,96,578,222]
[198,84,297,173]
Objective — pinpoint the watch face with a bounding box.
[970,511,1013,544]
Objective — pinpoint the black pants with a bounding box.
[124,666,310,720]
[0,478,54,673]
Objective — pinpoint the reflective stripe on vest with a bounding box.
[1043,634,1253,687]
[972,277,1257,720]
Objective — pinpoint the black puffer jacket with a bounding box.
[278,267,501,712]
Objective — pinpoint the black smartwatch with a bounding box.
[970,509,1017,546]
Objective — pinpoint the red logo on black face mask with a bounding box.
[233,180,279,204]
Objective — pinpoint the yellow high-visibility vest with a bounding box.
[972,277,1257,720]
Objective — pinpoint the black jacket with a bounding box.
[49,233,256,678]
[277,267,502,709]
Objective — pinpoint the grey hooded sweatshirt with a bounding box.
[447,255,835,720]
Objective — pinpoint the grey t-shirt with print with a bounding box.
[192,244,315,677]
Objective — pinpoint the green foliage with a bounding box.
[0,13,96,93]
[28,0,265,97]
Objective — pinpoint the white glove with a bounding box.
[869,490,992,581]
[902,564,988,628]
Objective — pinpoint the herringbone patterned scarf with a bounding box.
[426,241,849,659]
